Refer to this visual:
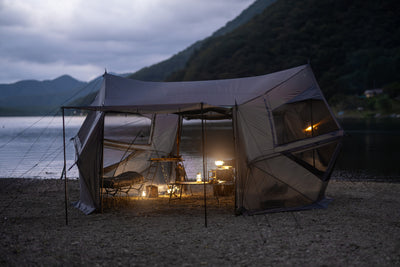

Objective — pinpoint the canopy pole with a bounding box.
[201,103,208,228]
[62,107,68,226]
[232,103,239,214]
[100,114,105,214]
[176,114,181,157]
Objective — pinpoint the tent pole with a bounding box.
[201,103,208,228]
[100,113,105,214]
[176,114,181,157]
[310,99,316,167]
[232,104,239,214]
[62,107,68,226]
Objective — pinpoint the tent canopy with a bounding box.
[65,64,343,215]
[69,65,310,116]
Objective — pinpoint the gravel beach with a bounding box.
[0,178,399,266]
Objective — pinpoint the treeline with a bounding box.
[128,0,277,82]
[166,0,400,104]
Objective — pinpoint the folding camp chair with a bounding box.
[101,171,145,197]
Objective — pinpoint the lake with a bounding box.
[333,118,400,181]
[0,116,84,179]
[0,116,399,181]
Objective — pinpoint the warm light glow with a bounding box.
[142,191,146,197]
[304,122,320,133]
[215,160,224,167]
[196,172,202,183]
[167,186,179,194]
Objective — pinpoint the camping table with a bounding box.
[169,180,233,202]
[169,181,211,201]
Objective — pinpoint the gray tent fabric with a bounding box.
[73,111,104,214]
[233,66,342,213]
[66,64,343,214]
[82,65,308,114]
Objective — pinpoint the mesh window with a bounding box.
[104,114,153,146]
[272,99,338,145]
[292,142,339,174]
[103,114,153,177]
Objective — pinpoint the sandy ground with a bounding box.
[0,178,399,266]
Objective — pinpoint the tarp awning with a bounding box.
[66,65,310,114]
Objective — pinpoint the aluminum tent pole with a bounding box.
[176,114,181,157]
[232,103,239,214]
[62,107,68,225]
[100,113,105,214]
[201,103,208,228]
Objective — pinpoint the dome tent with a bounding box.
[62,64,343,215]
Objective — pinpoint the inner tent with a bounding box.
[102,112,235,194]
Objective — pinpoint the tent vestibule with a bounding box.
[63,64,343,215]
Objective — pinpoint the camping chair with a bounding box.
[101,171,145,197]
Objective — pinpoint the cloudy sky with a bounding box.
[0,0,254,84]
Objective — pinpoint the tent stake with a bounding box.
[201,103,208,228]
[62,107,69,226]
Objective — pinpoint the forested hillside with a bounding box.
[167,0,400,104]
[128,0,276,81]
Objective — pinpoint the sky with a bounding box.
[0,0,254,84]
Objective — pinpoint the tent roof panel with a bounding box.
[94,65,308,109]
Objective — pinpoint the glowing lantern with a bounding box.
[196,172,202,183]
[215,160,224,167]
[304,123,320,133]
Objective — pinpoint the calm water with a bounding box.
[0,116,399,181]
[0,116,84,179]
[333,118,400,180]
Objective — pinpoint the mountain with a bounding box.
[5,0,399,115]
[0,0,280,115]
[166,0,400,101]
[128,0,277,81]
[0,75,87,115]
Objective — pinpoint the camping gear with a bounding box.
[101,171,145,197]
[62,64,343,215]
[145,185,158,198]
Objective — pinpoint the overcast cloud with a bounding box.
[0,0,254,83]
